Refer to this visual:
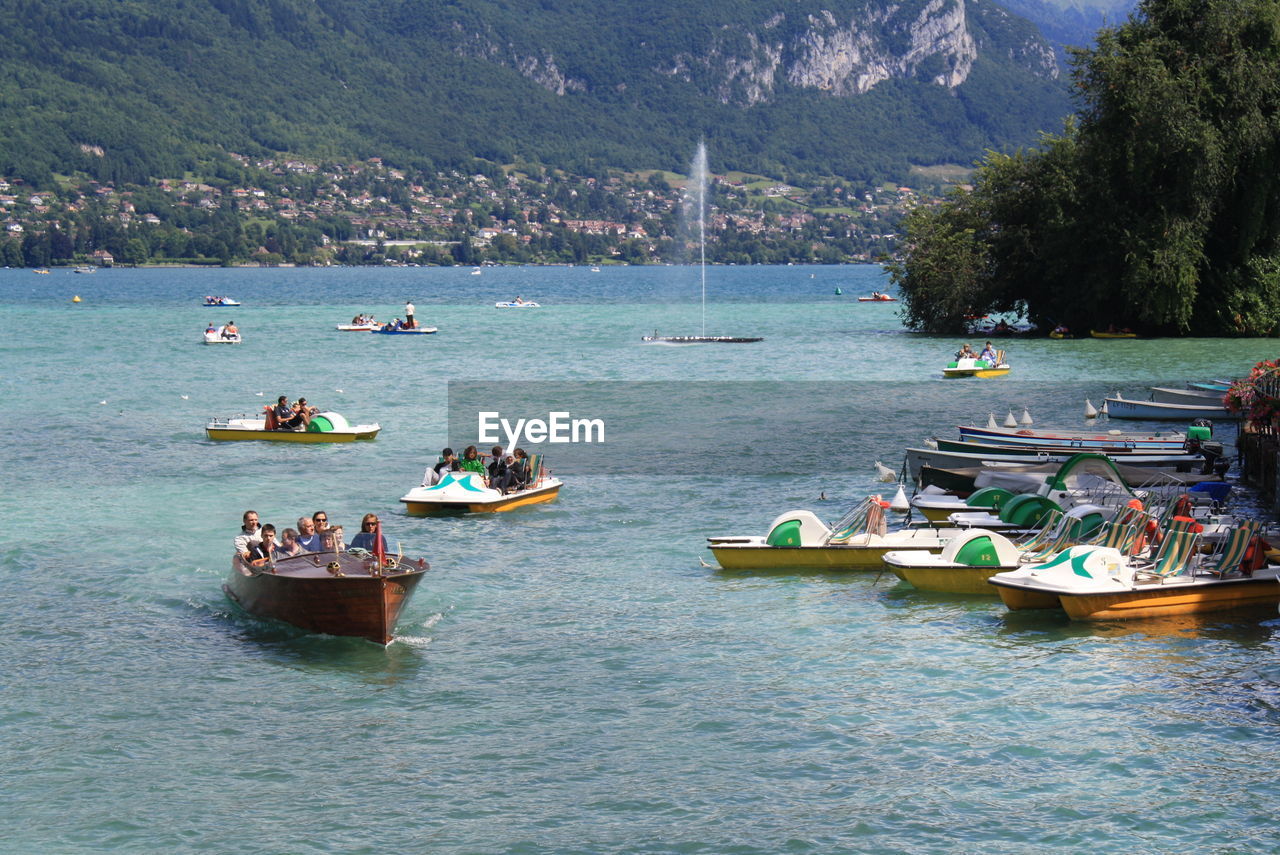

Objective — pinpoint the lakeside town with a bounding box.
[0,153,949,268]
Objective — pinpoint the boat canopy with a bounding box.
[1042,453,1136,497]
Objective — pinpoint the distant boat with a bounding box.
[1090,329,1137,338]
[73,265,95,274]
[33,268,49,274]
[471,267,482,275]
[203,297,240,307]
[857,292,897,302]
[495,300,540,308]
[591,266,601,272]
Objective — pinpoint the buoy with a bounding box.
[834,287,842,295]
[1004,411,1018,427]
[923,437,938,449]
[987,413,997,429]
[1100,399,1109,415]
[890,484,910,512]
[1084,399,1098,419]
[1020,408,1033,425]
[71,295,81,303]
[874,461,897,482]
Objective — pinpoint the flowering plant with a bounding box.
[1225,359,1280,430]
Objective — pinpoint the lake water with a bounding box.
[3,264,1279,854]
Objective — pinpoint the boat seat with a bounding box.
[263,405,278,431]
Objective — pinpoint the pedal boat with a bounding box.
[224,550,427,644]
[206,411,380,442]
[883,528,1027,594]
[399,471,562,515]
[373,325,438,334]
[988,525,1280,619]
[203,330,242,344]
[495,301,541,308]
[942,355,1010,378]
[707,498,959,571]
[336,322,379,331]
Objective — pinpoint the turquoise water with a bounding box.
[3,265,1280,854]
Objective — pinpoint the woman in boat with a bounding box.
[460,445,488,481]
[508,447,531,490]
[349,513,388,553]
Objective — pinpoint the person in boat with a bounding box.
[487,445,512,493]
[293,397,318,427]
[273,395,303,430]
[994,319,1010,334]
[277,527,303,557]
[423,447,456,486]
[205,322,217,335]
[317,526,344,554]
[294,516,321,552]
[955,343,975,359]
[1052,323,1070,336]
[460,445,488,481]
[222,320,239,339]
[248,524,280,568]
[508,448,531,490]
[514,296,525,305]
[349,513,388,553]
[979,341,998,363]
[404,300,416,329]
[234,510,263,560]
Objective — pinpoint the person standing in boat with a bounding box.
[234,510,262,560]
[404,300,415,330]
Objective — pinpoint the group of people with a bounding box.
[203,296,236,306]
[955,340,1000,363]
[425,445,534,494]
[235,509,388,567]
[350,314,377,326]
[205,321,239,339]
[271,395,318,430]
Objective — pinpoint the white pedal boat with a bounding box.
[400,471,562,514]
[204,330,242,344]
[494,301,541,308]
[206,410,380,442]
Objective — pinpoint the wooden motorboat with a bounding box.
[206,410,380,442]
[400,470,562,514]
[957,423,1189,452]
[1104,395,1235,420]
[224,551,428,644]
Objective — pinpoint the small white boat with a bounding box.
[400,471,562,514]
[495,300,540,308]
[73,265,95,274]
[336,322,379,331]
[1104,395,1235,420]
[204,329,241,344]
[857,292,897,302]
[202,298,241,307]
[471,267,482,275]
[1148,387,1228,405]
[957,423,1189,451]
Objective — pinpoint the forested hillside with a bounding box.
[0,0,1071,188]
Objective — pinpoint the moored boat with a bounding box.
[707,497,958,571]
[957,423,1189,451]
[206,410,380,442]
[400,470,562,514]
[1104,395,1235,420]
[988,522,1280,620]
[905,445,1206,481]
[224,550,428,644]
[1148,386,1228,405]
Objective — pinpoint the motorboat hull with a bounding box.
[223,553,426,644]
[905,446,1203,480]
[401,479,562,514]
[1149,387,1227,405]
[373,327,438,335]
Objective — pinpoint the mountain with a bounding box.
[0,0,1071,188]
[993,0,1139,50]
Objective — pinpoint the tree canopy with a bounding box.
[890,0,1280,336]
